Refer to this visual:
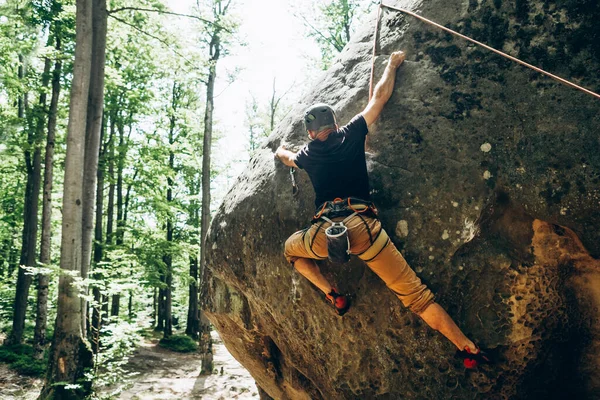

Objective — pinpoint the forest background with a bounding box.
[0,0,376,398]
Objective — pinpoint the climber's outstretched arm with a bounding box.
[276,145,298,168]
[361,50,405,127]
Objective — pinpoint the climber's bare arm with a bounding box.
[361,51,406,127]
[276,145,298,168]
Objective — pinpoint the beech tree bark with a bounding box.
[34,29,63,359]
[40,0,98,397]
[81,0,108,334]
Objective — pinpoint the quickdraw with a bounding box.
[290,167,298,197]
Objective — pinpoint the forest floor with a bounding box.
[0,361,43,399]
[0,331,259,400]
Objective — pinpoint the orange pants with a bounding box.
[284,214,435,314]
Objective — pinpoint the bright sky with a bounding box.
[168,0,322,193]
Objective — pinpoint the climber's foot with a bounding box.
[456,345,492,369]
[326,289,350,316]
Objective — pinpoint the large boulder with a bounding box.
[202,0,600,398]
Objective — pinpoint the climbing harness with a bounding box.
[309,197,389,263]
[313,197,376,221]
[370,3,600,100]
[290,167,299,197]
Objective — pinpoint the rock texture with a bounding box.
[202,0,600,398]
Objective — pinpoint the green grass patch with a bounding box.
[0,343,47,377]
[140,328,164,340]
[158,334,198,353]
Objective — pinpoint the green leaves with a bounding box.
[295,0,375,70]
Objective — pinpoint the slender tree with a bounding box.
[90,115,106,353]
[162,81,180,338]
[8,42,47,347]
[198,0,238,375]
[34,23,63,359]
[296,0,373,69]
[268,77,292,133]
[245,95,264,152]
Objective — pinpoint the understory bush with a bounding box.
[0,343,47,377]
[158,334,198,353]
[90,321,143,390]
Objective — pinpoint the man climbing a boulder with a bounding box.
[276,50,490,368]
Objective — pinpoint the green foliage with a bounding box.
[10,356,47,376]
[90,321,143,390]
[1,0,242,392]
[0,343,47,377]
[296,0,376,69]
[158,334,198,353]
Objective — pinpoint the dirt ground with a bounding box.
[110,330,259,400]
[0,331,259,400]
[0,362,43,400]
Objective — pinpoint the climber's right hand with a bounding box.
[388,51,406,69]
[276,145,298,168]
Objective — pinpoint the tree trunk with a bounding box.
[128,288,133,319]
[91,115,106,354]
[186,255,200,339]
[163,95,176,339]
[155,287,165,331]
[34,32,63,358]
[343,0,351,43]
[186,171,200,339]
[110,294,120,318]
[164,250,173,338]
[269,77,276,133]
[81,0,108,334]
[124,175,136,322]
[40,0,95,397]
[152,287,157,326]
[8,50,47,346]
[110,120,126,318]
[104,113,116,324]
[106,116,115,246]
[199,28,221,376]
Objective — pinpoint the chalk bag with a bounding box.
[325,221,351,263]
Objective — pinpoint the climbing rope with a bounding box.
[369,2,600,100]
[369,0,383,101]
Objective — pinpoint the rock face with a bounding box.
[202,0,600,398]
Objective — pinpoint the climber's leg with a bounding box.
[284,226,349,314]
[417,302,476,351]
[363,234,477,350]
[284,226,332,294]
[292,257,332,294]
[363,238,434,313]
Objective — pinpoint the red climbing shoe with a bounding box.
[456,345,492,369]
[326,289,350,316]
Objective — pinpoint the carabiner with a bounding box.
[290,168,299,197]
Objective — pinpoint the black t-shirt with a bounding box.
[294,115,370,209]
